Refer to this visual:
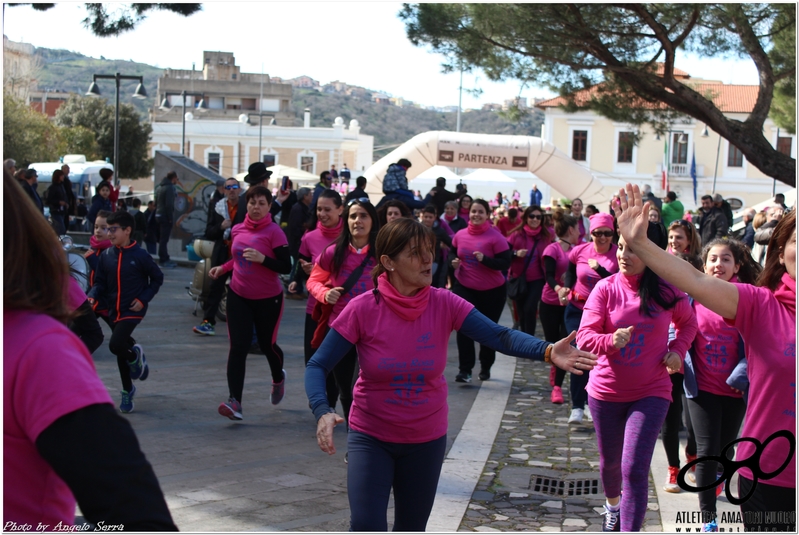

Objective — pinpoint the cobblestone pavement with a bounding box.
[459,357,663,532]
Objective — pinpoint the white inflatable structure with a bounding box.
[364,131,616,207]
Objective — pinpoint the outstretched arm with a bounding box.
[615,184,739,320]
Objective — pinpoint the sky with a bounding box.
[3,2,761,109]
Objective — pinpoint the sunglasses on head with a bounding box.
[347,197,370,207]
[591,230,614,238]
[225,184,240,190]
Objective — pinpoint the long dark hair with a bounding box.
[637,221,682,318]
[376,199,411,227]
[510,205,551,243]
[702,238,762,285]
[331,199,380,276]
[306,189,343,230]
[757,210,795,291]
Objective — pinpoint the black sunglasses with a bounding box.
[347,197,370,207]
[528,214,543,220]
[591,230,614,238]
[225,184,240,190]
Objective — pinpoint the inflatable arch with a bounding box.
[363,131,617,207]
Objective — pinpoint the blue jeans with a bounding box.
[564,302,589,409]
[347,430,446,531]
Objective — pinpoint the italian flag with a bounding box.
[661,138,669,191]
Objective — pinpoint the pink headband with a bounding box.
[589,212,615,233]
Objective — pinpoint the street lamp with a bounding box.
[85,73,147,186]
[159,90,206,156]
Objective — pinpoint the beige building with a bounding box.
[3,35,39,100]
[536,66,795,210]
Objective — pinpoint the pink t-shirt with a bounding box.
[541,242,571,306]
[452,227,510,291]
[730,283,796,488]
[299,228,340,315]
[223,220,288,299]
[579,273,697,403]
[568,242,619,310]
[317,245,377,322]
[331,288,474,443]
[4,310,113,525]
[692,302,743,398]
[507,231,548,282]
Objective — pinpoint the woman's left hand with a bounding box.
[473,251,485,262]
[243,247,265,264]
[587,258,599,270]
[550,331,598,374]
[316,412,345,455]
[663,351,681,374]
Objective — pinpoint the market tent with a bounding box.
[234,164,319,186]
[456,168,517,201]
[412,165,461,182]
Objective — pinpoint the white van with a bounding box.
[29,155,114,202]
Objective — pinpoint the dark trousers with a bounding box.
[304,313,339,409]
[69,301,104,355]
[156,216,172,263]
[347,430,447,531]
[144,239,157,255]
[539,301,567,387]
[661,373,697,467]
[453,282,506,374]
[564,302,589,409]
[332,345,358,426]
[739,477,796,531]
[516,278,545,337]
[687,390,746,514]
[203,270,230,325]
[225,288,284,402]
[50,213,66,236]
[109,320,139,392]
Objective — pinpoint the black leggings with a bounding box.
[332,345,358,426]
[225,288,284,403]
[687,390,746,514]
[304,313,339,409]
[539,301,567,387]
[453,282,506,374]
[108,320,139,392]
[661,373,697,467]
[515,278,545,338]
[739,477,796,531]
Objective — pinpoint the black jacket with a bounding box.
[287,201,310,258]
[204,195,234,268]
[19,179,44,213]
[698,207,729,246]
[345,187,367,203]
[155,177,176,222]
[45,182,69,215]
[428,186,460,217]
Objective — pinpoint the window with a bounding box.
[208,152,221,174]
[241,98,256,110]
[300,156,314,173]
[777,136,793,156]
[727,144,743,167]
[617,132,634,163]
[262,154,276,167]
[572,130,587,161]
[671,133,688,164]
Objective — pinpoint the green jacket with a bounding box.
[661,200,684,226]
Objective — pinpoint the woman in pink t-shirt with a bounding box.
[508,205,553,340]
[616,185,796,532]
[210,186,292,421]
[541,211,580,404]
[306,199,379,427]
[306,218,598,532]
[667,219,701,256]
[683,239,762,530]
[450,199,512,383]
[560,212,619,425]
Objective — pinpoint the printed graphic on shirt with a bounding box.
[584,273,601,292]
[383,355,436,407]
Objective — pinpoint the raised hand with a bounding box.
[615,183,651,246]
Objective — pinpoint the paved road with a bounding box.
[83,264,740,532]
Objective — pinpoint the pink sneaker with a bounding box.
[551,386,564,404]
[271,369,286,405]
[549,365,556,387]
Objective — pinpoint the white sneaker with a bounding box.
[568,408,584,425]
[584,405,593,421]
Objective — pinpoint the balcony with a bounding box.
[670,163,689,176]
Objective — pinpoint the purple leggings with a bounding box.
[588,395,670,532]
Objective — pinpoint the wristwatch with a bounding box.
[544,344,553,363]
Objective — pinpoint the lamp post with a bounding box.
[86,73,147,186]
[159,90,206,156]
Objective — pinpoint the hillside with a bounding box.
[33,47,544,155]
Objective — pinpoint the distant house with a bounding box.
[29,89,70,117]
[482,103,502,112]
[372,93,390,105]
[290,75,320,89]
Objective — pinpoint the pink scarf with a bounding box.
[773,272,796,316]
[317,218,343,240]
[444,213,456,222]
[467,220,491,235]
[523,225,542,239]
[244,213,272,231]
[377,272,430,321]
[90,235,112,251]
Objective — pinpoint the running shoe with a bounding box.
[664,466,681,493]
[686,451,697,484]
[271,370,286,405]
[715,480,725,498]
[129,344,148,381]
[120,385,136,413]
[193,320,215,336]
[601,504,621,532]
[218,398,243,420]
[551,386,564,404]
[702,520,718,532]
[478,369,490,381]
[549,365,556,387]
[568,408,584,425]
[344,451,348,464]
[455,372,472,383]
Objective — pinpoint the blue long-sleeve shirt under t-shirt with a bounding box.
[305,308,550,421]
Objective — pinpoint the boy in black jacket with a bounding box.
[88,211,164,413]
